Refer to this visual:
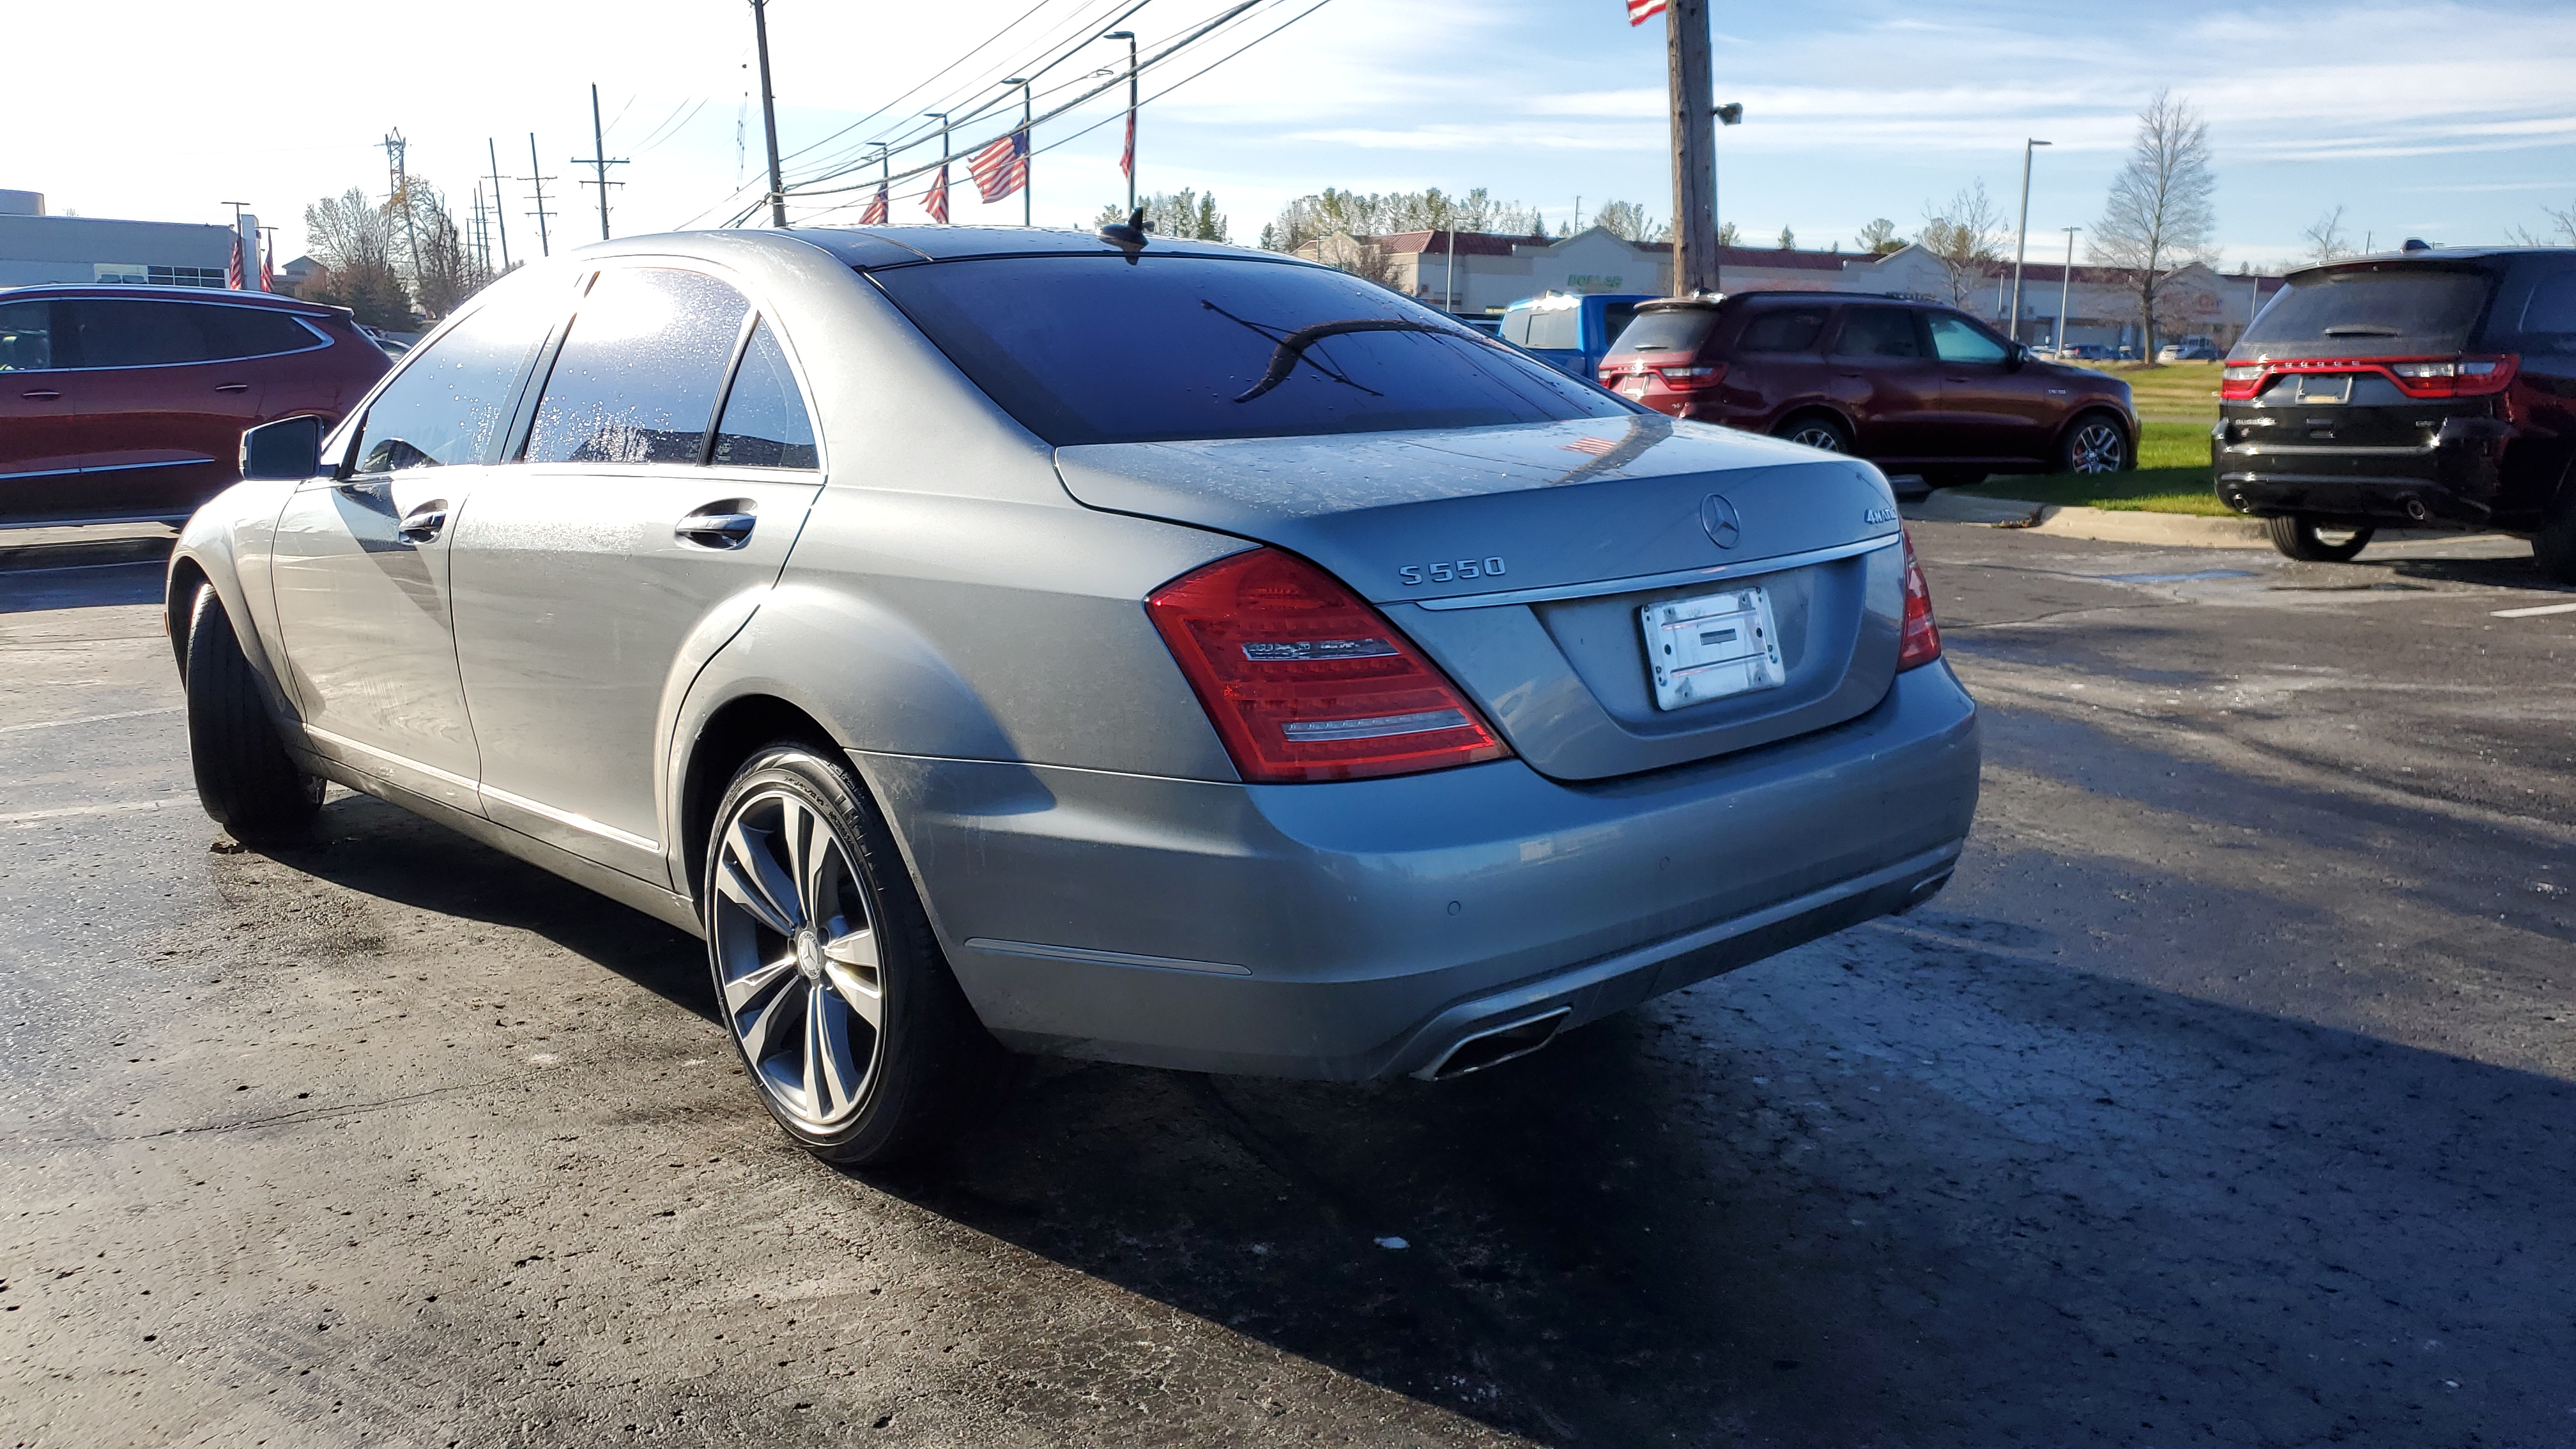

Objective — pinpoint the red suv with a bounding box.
[1598,292,2138,487]
[0,285,390,527]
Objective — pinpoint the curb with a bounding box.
[0,523,178,573]
[1901,492,2274,548]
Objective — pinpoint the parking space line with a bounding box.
[0,706,181,734]
[2491,601,2576,618]
[0,797,193,826]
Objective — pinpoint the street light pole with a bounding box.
[2057,226,2078,355]
[1104,30,1137,215]
[2009,137,2051,342]
[749,0,789,227]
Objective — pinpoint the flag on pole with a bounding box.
[860,184,888,226]
[227,234,245,290]
[259,237,274,292]
[924,164,950,223]
[969,131,1030,204]
[1120,112,1135,179]
[1626,0,1666,23]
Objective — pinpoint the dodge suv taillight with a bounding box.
[2220,354,2520,401]
[1897,530,1942,671]
[1147,548,1512,783]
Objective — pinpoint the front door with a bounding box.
[1825,305,1945,459]
[1925,310,2061,462]
[268,279,566,812]
[448,266,824,886]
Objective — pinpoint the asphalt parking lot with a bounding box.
[3,523,2571,1448]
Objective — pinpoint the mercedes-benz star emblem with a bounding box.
[1701,493,1742,550]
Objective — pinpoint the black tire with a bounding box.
[1774,412,1853,454]
[2266,514,2375,563]
[183,583,321,847]
[2057,413,2131,474]
[703,744,1006,1167]
[2534,484,2576,586]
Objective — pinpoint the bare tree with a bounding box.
[300,187,411,330]
[1257,187,1547,253]
[397,182,491,321]
[1855,217,1904,255]
[1593,199,1664,242]
[1919,181,2007,306]
[1775,226,1797,250]
[1715,220,1741,247]
[2089,89,2218,361]
[2302,206,2356,265]
[2505,196,2576,247]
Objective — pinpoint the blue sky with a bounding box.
[16,0,2575,267]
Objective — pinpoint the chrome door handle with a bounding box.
[214,383,251,394]
[20,389,59,400]
[676,509,756,549]
[396,500,450,544]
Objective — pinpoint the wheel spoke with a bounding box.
[723,952,798,1016]
[806,988,865,1117]
[719,818,803,933]
[740,974,808,1062]
[822,956,884,1031]
[778,797,813,924]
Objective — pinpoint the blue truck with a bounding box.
[1498,293,1655,380]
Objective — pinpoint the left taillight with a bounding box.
[1897,529,1942,671]
[1146,548,1513,784]
[1655,362,1726,390]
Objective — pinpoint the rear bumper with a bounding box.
[2212,418,2516,528]
[855,660,1980,1081]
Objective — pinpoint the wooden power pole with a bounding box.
[1666,0,1718,296]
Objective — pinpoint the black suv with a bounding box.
[2213,247,2576,579]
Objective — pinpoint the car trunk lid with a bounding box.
[1055,415,1908,781]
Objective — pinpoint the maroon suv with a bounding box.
[1599,292,2138,487]
[0,285,390,526]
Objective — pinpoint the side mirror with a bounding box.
[2004,342,2029,372]
[240,415,323,481]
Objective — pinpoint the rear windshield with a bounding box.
[872,256,1629,446]
[2237,264,2497,360]
[1609,309,1716,356]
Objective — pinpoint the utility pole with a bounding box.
[749,0,788,227]
[470,185,487,274]
[486,137,512,270]
[924,111,950,222]
[519,134,558,257]
[1105,30,1137,214]
[1664,0,1717,296]
[2057,227,2078,355]
[573,85,628,241]
[382,130,422,288]
[2008,138,2052,341]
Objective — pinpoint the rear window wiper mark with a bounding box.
[1201,302,1472,403]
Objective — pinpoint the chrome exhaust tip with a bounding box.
[1418,1008,1573,1081]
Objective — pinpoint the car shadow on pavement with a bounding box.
[273,791,715,1021]
[866,930,2576,1448]
[2379,553,2571,593]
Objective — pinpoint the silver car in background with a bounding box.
[172,226,1979,1165]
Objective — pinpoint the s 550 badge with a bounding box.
[1400,556,1506,586]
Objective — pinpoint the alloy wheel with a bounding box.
[1784,424,1846,452]
[2068,420,2126,473]
[709,787,885,1133]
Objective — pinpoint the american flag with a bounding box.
[227,234,245,289]
[860,184,888,226]
[1119,112,1135,179]
[258,236,273,292]
[969,131,1029,204]
[924,164,950,224]
[1627,0,1666,23]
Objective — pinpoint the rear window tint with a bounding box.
[1522,307,1579,351]
[198,307,321,360]
[1835,307,1922,358]
[1613,309,1717,355]
[872,256,1627,446]
[1736,307,1827,353]
[0,300,51,370]
[2516,270,2576,351]
[2237,265,2496,359]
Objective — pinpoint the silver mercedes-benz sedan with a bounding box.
[171,226,1978,1165]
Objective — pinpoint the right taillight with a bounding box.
[1897,529,1942,671]
[1146,548,1512,784]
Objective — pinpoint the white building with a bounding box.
[0,190,241,291]
[1305,224,2284,353]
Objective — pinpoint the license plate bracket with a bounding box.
[1642,585,1784,710]
[2292,373,2353,404]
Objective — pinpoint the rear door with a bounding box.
[1721,302,1838,428]
[446,265,825,886]
[52,297,273,518]
[1924,310,2060,461]
[1825,305,1944,457]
